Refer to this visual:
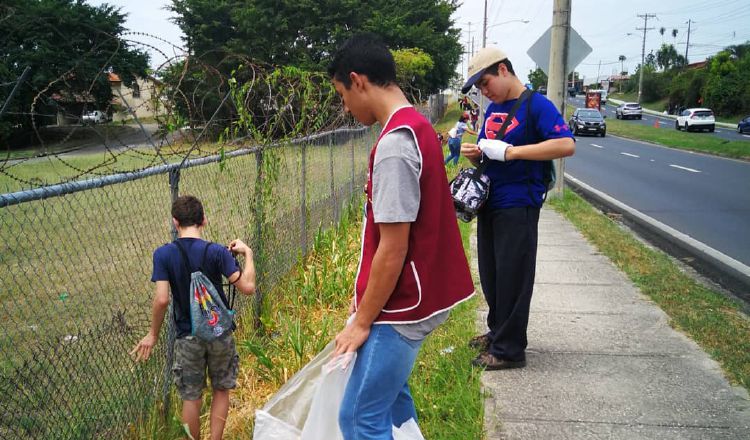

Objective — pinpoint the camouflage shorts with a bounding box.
[172,332,239,401]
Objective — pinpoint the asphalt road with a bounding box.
[565,132,750,267]
[566,96,750,143]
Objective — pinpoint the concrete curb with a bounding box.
[565,174,750,301]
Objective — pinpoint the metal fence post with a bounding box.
[350,131,355,203]
[300,142,307,256]
[162,168,180,419]
[329,135,337,223]
[253,149,264,330]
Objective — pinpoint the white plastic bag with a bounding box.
[253,340,426,440]
[253,341,352,440]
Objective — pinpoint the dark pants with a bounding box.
[477,206,540,362]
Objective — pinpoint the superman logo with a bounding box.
[484,112,519,140]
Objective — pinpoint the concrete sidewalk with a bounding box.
[473,208,750,439]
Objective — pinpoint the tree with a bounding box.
[527,67,548,91]
[656,44,686,71]
[618,55,626,75]
[0,0,149,144]
[391,48,434,97]
[671,28,678,41]
[169,0,462,94]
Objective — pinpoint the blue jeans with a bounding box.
[339,324,423,440]
[445,137,461,165]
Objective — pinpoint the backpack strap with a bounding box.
[173,240,195,275]
[474,88,532,178]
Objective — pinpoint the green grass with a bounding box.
[550,189,750,391]
[564,106,750,160]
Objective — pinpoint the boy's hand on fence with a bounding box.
[130,333,157,362]
[228,239,253,259]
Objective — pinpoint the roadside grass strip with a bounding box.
[604,118,750,160]
[550,190,750,392]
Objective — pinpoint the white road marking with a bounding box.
[590,143,604,148]
[669,164,701,173]
[742,134,750,138]
[620,152,640,158]
[650,159,655,162]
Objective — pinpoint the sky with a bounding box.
[454,0,750,84]
[94,0,750,85]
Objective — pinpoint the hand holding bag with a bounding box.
[449,89,532,222]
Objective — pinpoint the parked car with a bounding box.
[615,102,643,120]
[675,108,715,132]
[81,110,109,124]
[569,108,606,137]
[737,115,750,134]
[568,86,577,97]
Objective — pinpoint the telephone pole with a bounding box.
[482,0,488,48]
[684,19,692,63]
[636,13,656,104]
[548,0,571,199]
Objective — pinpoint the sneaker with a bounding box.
[468,334,491,351]
[471,352,526,370]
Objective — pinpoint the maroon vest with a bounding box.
[355,106,475,323]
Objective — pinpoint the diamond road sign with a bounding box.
[527,26,592,76]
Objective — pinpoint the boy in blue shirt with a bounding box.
[131,195,256,440]
[460,47,575,370]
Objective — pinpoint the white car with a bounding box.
[675,108,715,132]
[615,102,642,120]
[81,110,109,124]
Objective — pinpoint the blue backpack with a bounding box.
[173,241,234,342]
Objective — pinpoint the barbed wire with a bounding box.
[1,30,352,192]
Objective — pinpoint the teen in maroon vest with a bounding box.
[329,34,473,439]
[356,106,475,322]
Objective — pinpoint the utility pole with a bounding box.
[482,0,488,48]
[636,13,655,104]
[548,0,571,199]
[684,19,692,63]
[595,60,601,86]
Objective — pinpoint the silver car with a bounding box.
[615,102,642,120]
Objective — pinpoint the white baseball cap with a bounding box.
[461,47,509,94]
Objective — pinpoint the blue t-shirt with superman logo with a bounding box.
[478,92,573,209]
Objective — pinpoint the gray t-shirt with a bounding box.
[372,128,449,340]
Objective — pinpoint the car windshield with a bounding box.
[579,110,602,119]
[694,111,713,117]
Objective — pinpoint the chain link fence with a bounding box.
[0,24,450,436]
[0,126,375,439]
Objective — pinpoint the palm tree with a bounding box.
[618,55,626,92]
[672,28,678,40]
[659,27,666,43]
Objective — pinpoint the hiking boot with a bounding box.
[468,334,491,351]
[471,352,526,371]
